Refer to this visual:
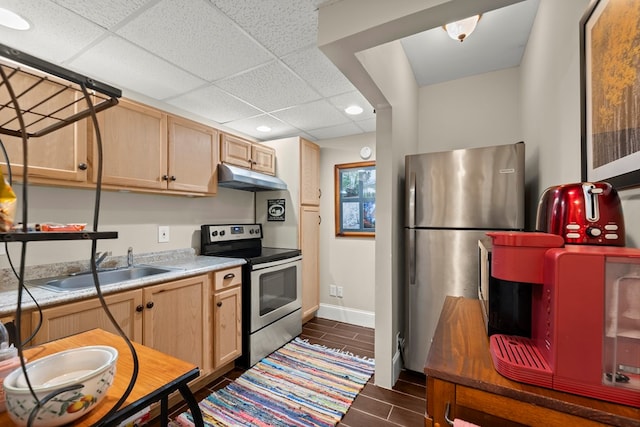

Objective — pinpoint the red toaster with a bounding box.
[536,182,625,246]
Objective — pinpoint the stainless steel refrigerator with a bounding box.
[403,142,525,372]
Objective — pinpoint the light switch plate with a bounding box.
[158,226,170,243]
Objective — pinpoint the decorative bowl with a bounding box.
[3,345,118,427]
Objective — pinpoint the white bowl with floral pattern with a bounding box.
[2,346,117,427]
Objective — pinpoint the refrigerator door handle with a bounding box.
[409,229,416,285]
[408,172,416,227]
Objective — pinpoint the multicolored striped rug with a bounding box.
[170,337,375,427]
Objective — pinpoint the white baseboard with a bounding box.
[316,303,375,328]
[392,348,402,384]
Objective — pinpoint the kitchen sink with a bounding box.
[29,266,178,292]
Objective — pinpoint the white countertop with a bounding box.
[0,253,245,317]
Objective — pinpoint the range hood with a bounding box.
[218,163,287,191]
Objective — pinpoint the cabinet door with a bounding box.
[0,72,88,182]
[168,115,218,194]
[220,133,252,169]
[252,144,276,175]
[30,290,143,345]
[300,205,320,322]
[92,98,167,190]
[213,286,242,369]
[300,139,320,206]
[142,275,210,371]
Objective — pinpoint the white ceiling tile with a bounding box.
[215,61,321,112]
[69,36,206,99]
[329,91,376,120]
[211,0,318,56]
[307,122,364,140]
[272,100,348,130]
[0,0,104,63]
[282,47,356,97]
[117,0,273,81]
[223,114,300,141]
[356,118,376,133]
[50,0,152,29]
[166,86,263,124]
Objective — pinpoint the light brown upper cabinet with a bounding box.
[220,132,275,175]
[300,138,321,206]
[90,98,218,195]
[0,71,89,184]
[168,115,218,195]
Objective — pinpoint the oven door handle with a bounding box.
[252,255,303,271]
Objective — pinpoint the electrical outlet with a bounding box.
[337,286,343,298]
[329,284,337,297]
[158,226,170,243]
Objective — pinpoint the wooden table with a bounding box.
[424,297,640,427]
[0,328,204,426]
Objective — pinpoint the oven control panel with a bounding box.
[201,224,262,243]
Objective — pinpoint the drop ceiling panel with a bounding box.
[50,0,151,29]
[307,122,364,140]
[356,118,376,133]
[272,99,349,130]
[212,0,319,56]
[69,36,206,100]
[166,85,263,124]
[0,0,104,63]
[329,91,376,120]
[282,47,357,97]
[116,0,273,81]
[215,61,321,112]
[223,114,300,140]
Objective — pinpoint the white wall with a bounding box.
[419,67,522,153]
[316,132,376,326]
[1,184,254,268]
[520,0,590,229]
[358,40,419,387]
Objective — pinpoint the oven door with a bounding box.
[250,255,302,333]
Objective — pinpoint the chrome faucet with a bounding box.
[96,251,109,268]
[127,247,134,268]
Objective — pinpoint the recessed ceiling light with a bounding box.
[0,8,30,30]
[256,125,271,132]
[345,105,364,115]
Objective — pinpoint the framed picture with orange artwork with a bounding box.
[580,0,640,189]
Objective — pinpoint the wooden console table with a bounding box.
[0,328,204,426]
[424,297,639,427]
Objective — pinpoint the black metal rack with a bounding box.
[0,43,121,242]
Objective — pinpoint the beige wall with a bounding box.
[419,67,522,153]
[316,132,376,325]
[1,184,254,267]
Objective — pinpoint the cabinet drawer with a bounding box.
[213,266,242,291]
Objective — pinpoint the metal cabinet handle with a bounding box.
[318,215,321,225]
[170,175,176,181]
[146,301,154,309]
[135,305,144,312]
[223,273,235,280]
[78,163,88,171]
[318,188,322,198]
[217,301,223,307]
[162,175,169,181]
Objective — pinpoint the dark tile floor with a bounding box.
[154,317,426,426]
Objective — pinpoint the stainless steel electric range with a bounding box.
[200,223,302,367]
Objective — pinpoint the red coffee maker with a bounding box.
[487,231,640,408]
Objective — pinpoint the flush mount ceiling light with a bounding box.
[256,125,271,132]
[0,8,30,30]
[345,105,363,115]
[443,14,481,42]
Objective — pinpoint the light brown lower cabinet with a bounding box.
[26,274,216,373]
[30,289,143,345]
[212,266,242,369]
